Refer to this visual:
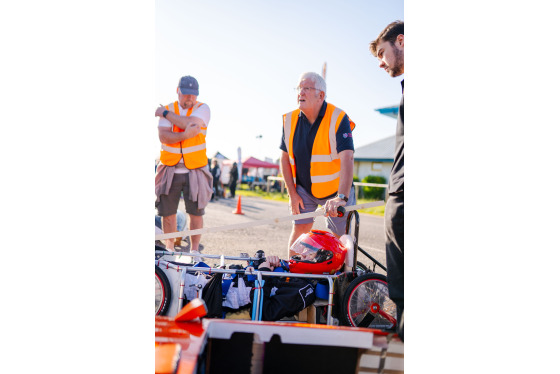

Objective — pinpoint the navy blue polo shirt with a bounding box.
[280,101,354,198]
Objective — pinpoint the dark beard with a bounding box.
[389,46,404,77]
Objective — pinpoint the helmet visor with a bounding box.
[291,235,330,263]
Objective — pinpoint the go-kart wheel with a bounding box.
[356,261,370,273]
[155,266,171,316]
[341,273,397,329]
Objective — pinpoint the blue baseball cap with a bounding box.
[178,76,199,95]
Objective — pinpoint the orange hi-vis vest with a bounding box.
[159,101,208,169]
[283,103,356,199]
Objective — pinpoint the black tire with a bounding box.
[155,265,171,316]
[341,273,397,329]
[356,261,370,273]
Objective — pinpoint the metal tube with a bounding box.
[357,245,387,272]
[177,267,187,315]
[343,210,360,271]
[251,279,259,321]
[354,211,360,271]
[257,272,263,321]
[155,251,260,263]
[156,260,338,281]
[326,277,334,325]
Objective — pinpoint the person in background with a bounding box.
[155,75,213,255]
[279,72,357,258]
[210,158,222,201]
[228,162,239,198]
[369,20,404,341]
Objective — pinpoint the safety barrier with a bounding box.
[155,201,384,241]
[266,177,388,201]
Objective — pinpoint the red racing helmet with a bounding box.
[289,230,347,274]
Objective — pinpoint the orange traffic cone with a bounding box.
[232,195,244,215]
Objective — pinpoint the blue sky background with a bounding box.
[155,0,404,162]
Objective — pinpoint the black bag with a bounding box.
[202,273,224,318]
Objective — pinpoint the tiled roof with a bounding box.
[354,135,395,161]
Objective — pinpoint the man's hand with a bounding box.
[288,193,305,215]
[155,105,166,117]
[324,149,353,217]
[258,255,280,270]
[324,196,347,217]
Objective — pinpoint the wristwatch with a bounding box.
[162,110,169,118]
[337,194,348,202]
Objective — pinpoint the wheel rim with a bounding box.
[347,278,396,328]
[155,273,165,315]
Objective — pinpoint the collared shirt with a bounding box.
[389,80,404,194]
[279,101,354,196]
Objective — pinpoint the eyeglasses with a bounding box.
[294,86,320,93]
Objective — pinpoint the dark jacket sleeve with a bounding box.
[253,277,316,321]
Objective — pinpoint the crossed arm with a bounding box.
[155,105,205,144]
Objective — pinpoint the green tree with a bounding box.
[361,175,387,200]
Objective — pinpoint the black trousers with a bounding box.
[229,181,237,197]
[385,191,404,338]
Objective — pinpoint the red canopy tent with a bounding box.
[223,156,279,169]
[240,156,279,169]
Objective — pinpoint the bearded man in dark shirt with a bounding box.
[370,20,404,340]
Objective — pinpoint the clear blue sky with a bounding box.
[155,0,404,162]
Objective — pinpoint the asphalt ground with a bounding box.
[162,195,387,274]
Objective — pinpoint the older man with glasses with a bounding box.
[280,72,356,258]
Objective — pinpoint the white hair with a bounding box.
[298,72,326,96]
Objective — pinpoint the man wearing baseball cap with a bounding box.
[155,76,213,257]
